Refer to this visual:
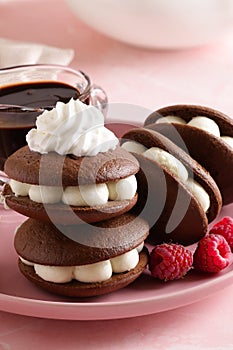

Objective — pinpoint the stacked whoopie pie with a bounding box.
[2,99,149,297]
[121,104,233,246]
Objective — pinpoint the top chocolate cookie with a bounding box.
[4,145,139,186]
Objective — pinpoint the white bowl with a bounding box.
[67,0,233,49]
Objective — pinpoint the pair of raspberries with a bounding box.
[149,216,233,281]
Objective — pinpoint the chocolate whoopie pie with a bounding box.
[144,104,233,205]
[121,128,222,246]
[14,213,149,297]
[3,145,139,224]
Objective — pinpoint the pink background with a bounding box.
[1,0,233,349]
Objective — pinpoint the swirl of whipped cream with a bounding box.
[26,99,118,156]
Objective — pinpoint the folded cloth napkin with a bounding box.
[0,38,74,68]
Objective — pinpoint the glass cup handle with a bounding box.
[89,84,108,117]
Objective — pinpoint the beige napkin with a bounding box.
[0,38,74,68]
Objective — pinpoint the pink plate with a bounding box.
[0,204,233,320]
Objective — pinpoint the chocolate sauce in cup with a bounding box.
[0,64,108,170]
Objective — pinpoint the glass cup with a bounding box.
[0,64,108,172]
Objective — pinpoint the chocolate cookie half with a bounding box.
[3,145,139,224]
[14,214,149,297]
[144,104,233,205]
[121,128,222,246]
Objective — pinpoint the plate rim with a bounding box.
[1,262,233,320]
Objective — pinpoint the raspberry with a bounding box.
[209,216,233,251]
[149,243,193,281]
[193,234,232,273]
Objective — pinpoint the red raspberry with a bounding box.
[149,243,193,281]
[193,234,232,273]
[209,216,233,251]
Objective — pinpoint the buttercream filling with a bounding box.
[19,242,144,283]
[9,175,137,206]
[121,142,210,212]
[155,115,233,148]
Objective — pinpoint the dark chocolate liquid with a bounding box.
[0,81,80,170]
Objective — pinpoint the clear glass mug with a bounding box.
[0,64,108,173]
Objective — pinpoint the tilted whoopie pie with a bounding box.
[3,145,139,224]
[144,104,233,205]
[121,128,222,246]
[14,213,149,297]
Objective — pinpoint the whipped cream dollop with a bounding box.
[26,99,118,156]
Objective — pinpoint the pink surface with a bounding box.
[1,0,233,349]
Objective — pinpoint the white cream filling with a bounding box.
[73,260,112,283]
[107,175,137,201]
[185,178,210,213]
[121,141,147,154]
[62,183,109,207]
[221,136,233,149]
[20,257,34,266]
[143,147,189,183]
[9,175,137,206]
[29,185,63,204]
[187,116,220,137]
[122,141,210,212]
[110,248,139,273]
[34,265,74,284]
[19,243,143,283]
[155,115,233,147]
[155,115,186,125]
[9,180,31,197]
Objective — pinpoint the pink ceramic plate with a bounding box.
[1,204,233,320]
